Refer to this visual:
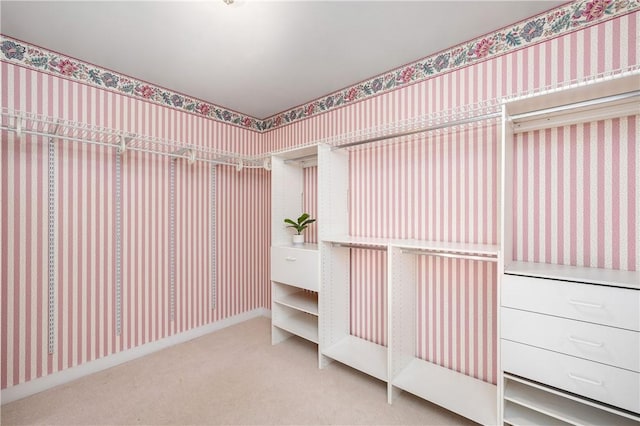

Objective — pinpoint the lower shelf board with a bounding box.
[273,312,318,344]
[504,375,640,426]
[322,335,388,381]
[274,291,318,316]
[504,402,571,426]
[392,357,496,426]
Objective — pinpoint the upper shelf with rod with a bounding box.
[0,108,272,170]
[317,66,640,153]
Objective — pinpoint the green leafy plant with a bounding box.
[284,213,316,235]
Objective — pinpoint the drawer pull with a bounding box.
[568,372,603,386]
[285,257,297,262]
[567,335,604,347]
[568,299,603,309]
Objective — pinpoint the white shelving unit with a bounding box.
[317,143,392,380]
[271,146,321,357]
[319,236,389,381]
[317,115,505,424]
[389,241,501,425]
[500,74,640,423]
[271,72,640,424]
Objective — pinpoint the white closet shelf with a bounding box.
[1,108,270,169]
[392,357,496,425]
[322,335,388,381]
[504,402,571,426]
[274,291,318,316]
[322,235,390,248]
[273,312,318,344]
[272,243,318,251]
[504,375,640,426]
[505,261,640,290]
[322,235,500,256]
[394,240,499,256]
[504,72,640,117]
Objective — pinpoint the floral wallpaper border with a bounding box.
[0,37,263,131]
[262,0,638,130]
[1,0,637,132]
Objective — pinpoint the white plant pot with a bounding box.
[292,234,304,245]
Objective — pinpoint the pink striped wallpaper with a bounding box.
[417,258,497,384]
[513,116,639,271]
[350,249,387,347]
[1,62,269,389]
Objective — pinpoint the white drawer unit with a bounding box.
[502,339,640,414]
[271,245,319,291]
[502,274,640,331]
[502,307,640,372]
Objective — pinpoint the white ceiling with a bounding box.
[1,1,565,119]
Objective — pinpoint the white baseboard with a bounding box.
[1,308,271,405]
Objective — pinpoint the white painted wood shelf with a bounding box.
[505,261,640,290]
[273,311,319,344]
[322,335,388,382]
[503,375,640,426]
[274,291,318,316]
[503,402,571,426]
[321,235,390,248]
[393,358,497,426]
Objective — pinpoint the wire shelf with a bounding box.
[3,65,638,163]
[0,108,271,169]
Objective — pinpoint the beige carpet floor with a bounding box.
[1,317,475,425]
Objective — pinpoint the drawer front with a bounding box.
[502,307,640,372]
[271,246,319,291]
[502,274,640,331]
[502,340,640,414]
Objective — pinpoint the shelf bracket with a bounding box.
[15,114,23,141]
[117,135,133,154]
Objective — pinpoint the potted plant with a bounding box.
[284,213,316,244]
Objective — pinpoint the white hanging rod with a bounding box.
[401,249,498,262]
[331,243,388,251]
[332,111,502,151]
[510,90,640,122]
[283,154,318,164]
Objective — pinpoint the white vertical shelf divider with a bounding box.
[498,103,511,423]
[318,143,350,370]
[388,245,416,403]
